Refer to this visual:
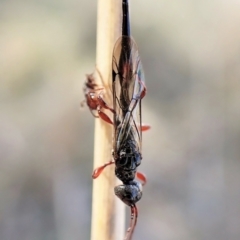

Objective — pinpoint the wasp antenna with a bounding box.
[122,0,130,37]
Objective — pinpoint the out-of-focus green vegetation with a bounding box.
[1,0,240,239]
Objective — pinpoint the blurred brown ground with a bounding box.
[0,0,240,239]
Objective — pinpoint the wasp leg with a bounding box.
[136,171,147,186]
[139,80,147,99]
[136,76,147,99]
[92,160,115,179]
[140,123,151,131]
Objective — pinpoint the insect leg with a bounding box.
[139,80,146,99]
[97,106,113,124]
[140,123,151,131]
[92,159,115,179]
[136,70,147,99]
[97,92,115,114]
[136,171,147,186]
[131,121,150,140]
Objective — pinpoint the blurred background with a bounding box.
[1,0,240,239]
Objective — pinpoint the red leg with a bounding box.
[92,160,115,179]
[98,108,113,124]
[137,77,147,99]
[140,123,151,131]
[136,171,147,186]
[98,93,115,114]
[124,204,138,240]
[140,84,146,99]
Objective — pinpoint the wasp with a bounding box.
[92,0,149,239]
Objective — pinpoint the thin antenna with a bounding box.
[122,0,130,37]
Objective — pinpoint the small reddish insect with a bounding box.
[81,70,115,124]
[82,71,150,131]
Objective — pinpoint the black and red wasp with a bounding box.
[92,0,149,239]
[81,70,114,124]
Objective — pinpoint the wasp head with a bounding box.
[114,180,142,206]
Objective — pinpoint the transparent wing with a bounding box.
[112,36,145,154]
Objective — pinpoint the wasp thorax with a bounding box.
[115,141,142,183]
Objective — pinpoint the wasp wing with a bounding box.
[112,36,145,155]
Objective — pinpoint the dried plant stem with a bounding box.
[91,1,124,240]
